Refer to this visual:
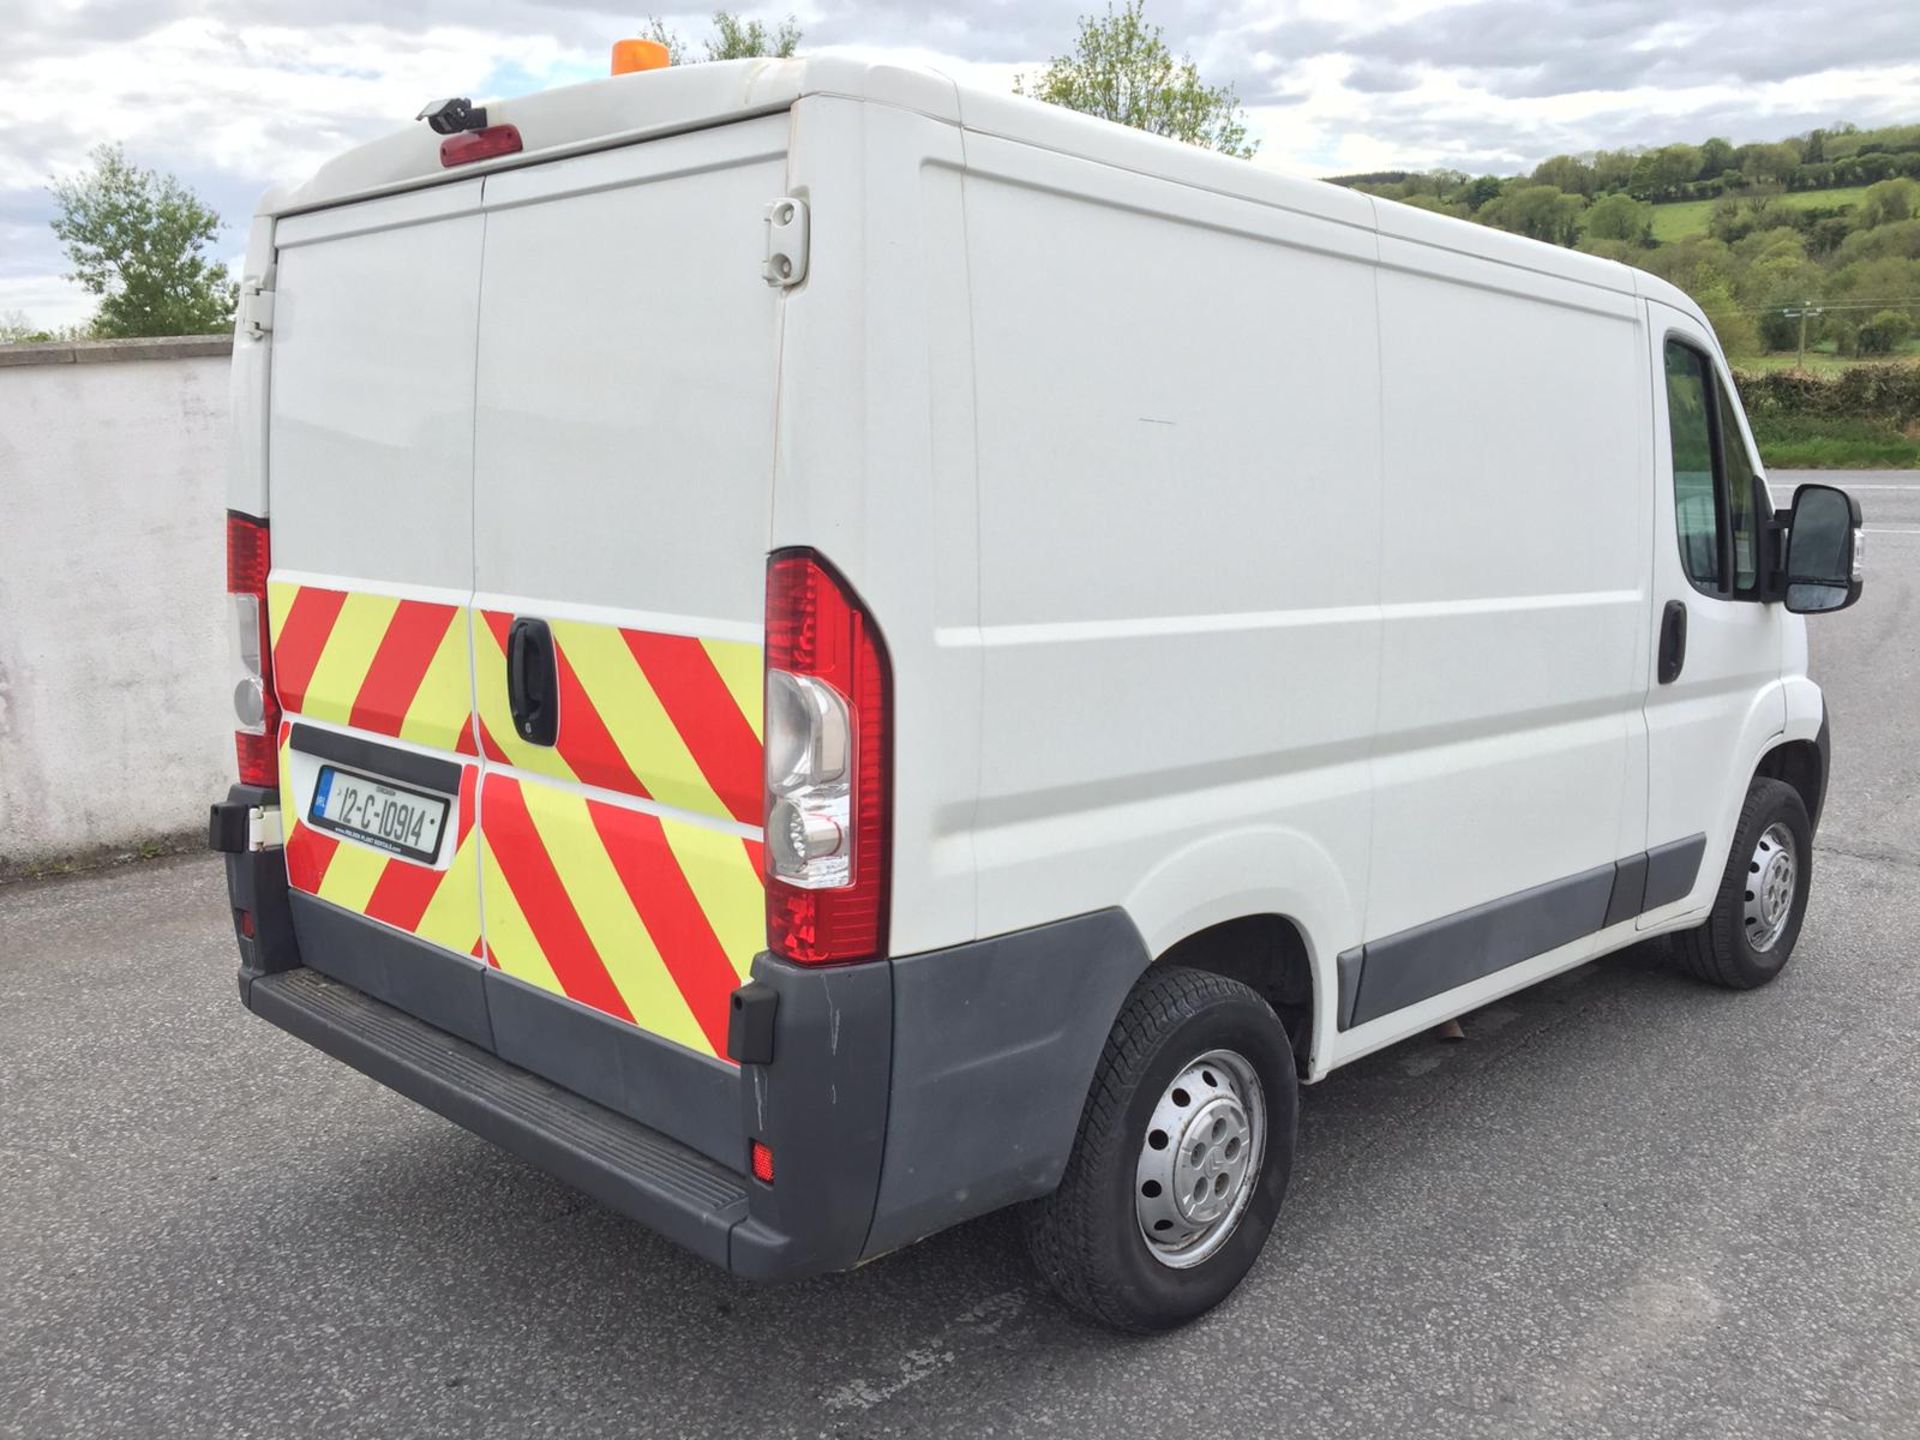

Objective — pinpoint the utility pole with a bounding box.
[1782,301,1824,371]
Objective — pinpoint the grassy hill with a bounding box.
[1327,126,1920,461]
[1649,184,1876,242]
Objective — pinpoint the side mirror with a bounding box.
[1781,483,1864,614]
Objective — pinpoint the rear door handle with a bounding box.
[507,616,558,745]
[1657,599,1688,685]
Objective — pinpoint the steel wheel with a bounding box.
[1134,1048,1265,1270]
[1744,821,1798,953]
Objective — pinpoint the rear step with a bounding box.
[246,968,749,1264]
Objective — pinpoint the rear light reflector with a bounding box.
[226,512,280,789]
[440,124,522,167]
[750,1140,775,1185]
[763,550,891,965]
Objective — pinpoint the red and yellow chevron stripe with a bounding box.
[473,608,763,826]
[279,722,483,956]
[267,581,475,754]
[479,773,765,1058]
[267,582,769,1059]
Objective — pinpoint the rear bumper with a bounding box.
[217,791,1152,1279]
[247,966,750,1266]
[233,904,888,1283]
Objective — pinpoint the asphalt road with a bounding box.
[4,470,1918,1439]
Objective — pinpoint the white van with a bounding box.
[209,55,1865,1331]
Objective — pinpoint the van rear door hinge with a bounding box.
[763,197,808,287]
[239,275,275,341]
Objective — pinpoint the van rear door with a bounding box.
[468,119,780,1072]
[267,184,485,983]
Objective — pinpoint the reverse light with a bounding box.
[226,512,279,788]
[439,124,522,167]
[763,551,891,965]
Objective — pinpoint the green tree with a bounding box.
[1530,153,1595,196]
[1707,193,1749,243]
[1396,194,1469,219]
[1699,136,1736,178]
[1854,308,1914,355]
[0,311,83,343]
[1696,285,1761,357]
[1578,236,1642,264]
[1646,235,1741,301]
[1461,174,1505,211]
[1015,2,1255,158]
[706,10,800,58]
[1591,149,1636,193]
[641,10,801,64]
[1739,140,1799,188]
[48,145,234,338]
[638,17,688,63]
[1481,184,1586,246]
[1629,144,1702,200]
[1858,177,1920,229]
[1583,191,1653,245]
[1833,217,1920,264]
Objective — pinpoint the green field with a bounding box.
[1733,343,1920,375]
[1649,184,1876,243]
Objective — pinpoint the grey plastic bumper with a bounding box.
[224,800,1150,1277]
[249,967,751,1264]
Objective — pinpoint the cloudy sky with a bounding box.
[4,0,1918,328]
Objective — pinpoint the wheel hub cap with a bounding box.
[1135,1049,1265,1269]
[1743,821,1797,953]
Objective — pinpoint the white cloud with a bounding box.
[2,1,1915,330]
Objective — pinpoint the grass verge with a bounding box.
[1750,414,1920,468]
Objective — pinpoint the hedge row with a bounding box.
[1732,364,1920,423]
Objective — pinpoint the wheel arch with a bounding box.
[1150,914,1316,1077]
[1121,825,1360,1083]
[1755,715,1829,837]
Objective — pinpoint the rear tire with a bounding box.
[1024,965,1297,1333]
[1675,777,1812,989]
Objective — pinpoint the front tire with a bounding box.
[1675,777,1812,989]
[1024,966,1297,1333]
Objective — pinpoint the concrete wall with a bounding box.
[0,336,235,870]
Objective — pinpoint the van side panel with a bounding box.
[1346,243,1651,1042]
[959,135,1383,970]
[770,98,983,957]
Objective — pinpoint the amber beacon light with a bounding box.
[611,38,672,74]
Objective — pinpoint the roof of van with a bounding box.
[262,55,1705,330]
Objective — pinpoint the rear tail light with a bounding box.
[226,512,280,788]
[763,551,890,965]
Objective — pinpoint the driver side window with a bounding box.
[1664,342,1720,589]
[1663,338,1764,598]
[1719,385,1762,592]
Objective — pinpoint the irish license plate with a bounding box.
[308,765,449,864]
